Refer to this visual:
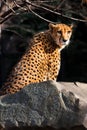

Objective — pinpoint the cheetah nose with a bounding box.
[63,39,67,42]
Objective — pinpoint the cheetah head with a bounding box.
[49,23,73,50]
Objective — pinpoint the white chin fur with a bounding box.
[65,39,70,45]
[59,45,66,51]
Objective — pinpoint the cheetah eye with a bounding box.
[67,31,71,34]
[57,30,62,34]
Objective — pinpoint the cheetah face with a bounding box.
[49,23,73,50]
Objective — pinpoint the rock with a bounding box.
[0,81,87,130]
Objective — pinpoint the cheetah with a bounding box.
[0,23,73,95]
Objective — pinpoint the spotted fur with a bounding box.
[0,23,73,95]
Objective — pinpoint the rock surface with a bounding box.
[0,81,87,130]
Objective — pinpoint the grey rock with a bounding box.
[0,81,87,129]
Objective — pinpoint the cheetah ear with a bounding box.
[70,24,74,29]
[49,23,55,32]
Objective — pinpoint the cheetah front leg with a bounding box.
[47,53,61,81]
